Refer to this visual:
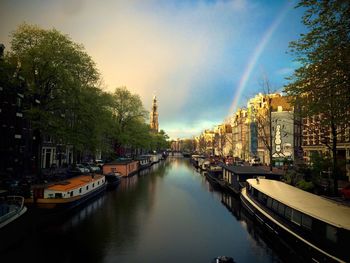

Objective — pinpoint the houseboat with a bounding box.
[151,153,162,164]
[241,178,350,262]
[205,165,225,188]
[0,193,28,250]
[26,174,106,209]
[135,156,152,171]
[105,172,122,189]
[182,152,191,158]
[0,194,27,229]
[103,159,139,177]
[191,155,206,168]
[221,165,281,194]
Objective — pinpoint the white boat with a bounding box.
[0,195,27,229]
[26,174,107,210]
[241,178,350,262]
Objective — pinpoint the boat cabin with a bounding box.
[221,165,281,194]
[136,156,152,170]
[103,159,139,177]
[43,175,105,199]
[244,179,350,262]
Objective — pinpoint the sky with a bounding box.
[0,0,306,139]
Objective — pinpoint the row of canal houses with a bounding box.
[194,92,350,180]
[189,154,350,263]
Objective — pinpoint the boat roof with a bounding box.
[247,179,350,230]
[105,158,137,165]
[221,165,282,176]
[47,175,104,192]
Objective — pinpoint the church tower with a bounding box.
[150,95,159,132]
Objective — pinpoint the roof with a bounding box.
[221,165,281,176]
[47,175,104,192]
[105,158,137,165]
[247,179,350,230]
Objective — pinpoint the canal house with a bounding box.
[221,165,281,194]
[103,159,139,177]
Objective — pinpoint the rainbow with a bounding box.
[227,1,293,118]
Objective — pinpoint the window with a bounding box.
[55,193,62,198]
[70,191,73,197]
[285,207,292,220]
[326,225,337,243]
[267,197,272,208]
[86,186,89,190]
[291,210,302,225]
[272,200,279,211]
[79,188,82,193]
[16,97,22,108]
[93,183,95,187]
[277,203,285,216]
[302,215,312,230]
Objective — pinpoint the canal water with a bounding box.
[2,157,302,263]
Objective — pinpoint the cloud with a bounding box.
[1,0,303,139]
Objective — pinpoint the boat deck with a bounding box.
[247,179,350,230]
[47,174,104,192]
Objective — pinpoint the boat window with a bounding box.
[285,206,292,220]
[86,186,89,190]
[70,191,73,197]
[79,188,82,193]
[302,214,312,230]
[55,193,62,198]
[291,210,302,226]
[98,181,100,185]
[93,183,95,187]
[267,197,272,208]
[277,203,285,216]
[272,200,279,211]
[326,225,337,243]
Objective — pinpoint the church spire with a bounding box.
[150,95,159,132]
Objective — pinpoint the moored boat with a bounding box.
[105,172,122,189]
[205,165,225,189]
[222,165,281,194]
[103,159,139,177]
[135,156,152,171]
[0,194,27,229]
[0,193,28,250]
[241,178,350,262]
[26,174,107,210]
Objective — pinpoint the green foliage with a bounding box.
[5,23,170,161]
[285,1,350,194]
[181,139,196,152]
[285,0,350,129]
[309,152,332,177]
[8,23,102,145]
[296,180,314,192]
[283,169,302,186]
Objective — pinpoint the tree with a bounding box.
[109,87,148,154]
[285,0,350,194]
[8,23,102,169]
[182,139,196,153]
